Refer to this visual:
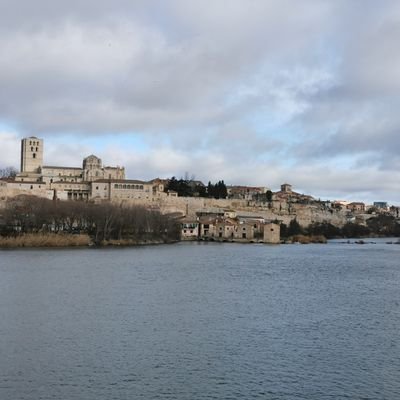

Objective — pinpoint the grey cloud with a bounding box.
[1,0,400,202]
[0,0,336,135]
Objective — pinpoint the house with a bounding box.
[227,185,270,200]
[280,183,292,193]
[215,217,238,239]
[181,219,200,240]
[347,202,366,213]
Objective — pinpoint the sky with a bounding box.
[0,0,399,204]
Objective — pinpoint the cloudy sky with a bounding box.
[0,0,399,203]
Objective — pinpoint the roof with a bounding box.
[84,154,101,160]
[8,181,44,185]
[42,165,82,170]
[94,179,150,184]
[149,178,168,183]
[198,216,217,224]
[227,185,266,190]
[103,166,123,170]
[52,181,90,185]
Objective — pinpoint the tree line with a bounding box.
[0,195,181,244]
[165,177,228,199]
[280,216,400,239]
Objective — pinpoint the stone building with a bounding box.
[16,137,125,186]
[227,185,270,200]
[7,136,162,202]
[0,136,174,204]
[20,137,44,174]
[263,222,280,244]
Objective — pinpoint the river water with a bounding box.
[0,240,399,399]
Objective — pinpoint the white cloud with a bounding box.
[0,131,20,168]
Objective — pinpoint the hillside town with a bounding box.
[1,137,399,243]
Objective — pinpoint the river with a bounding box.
[0,240,399,399]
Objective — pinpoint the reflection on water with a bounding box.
[0,240,399,399]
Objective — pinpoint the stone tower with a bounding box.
[82,155,102,181]
[20,137,43,173]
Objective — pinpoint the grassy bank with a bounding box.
[0,233,91,248]
[289,234,327,244]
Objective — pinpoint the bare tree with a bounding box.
[0,166,18,179]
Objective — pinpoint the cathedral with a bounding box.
[2,136,162,202]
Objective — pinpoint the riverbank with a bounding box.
[0,233,180,248]
[0,233,91,248]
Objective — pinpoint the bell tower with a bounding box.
[20,137,43,173]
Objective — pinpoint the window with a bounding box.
[30,185,33,189]
[114,184,118,188]
[36,147,38,151]
[96,186,99,190]
[31,147,33,151]
[33,153,36,158]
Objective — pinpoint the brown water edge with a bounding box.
[0,233,179,248]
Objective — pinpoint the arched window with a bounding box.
[33,153,36,159]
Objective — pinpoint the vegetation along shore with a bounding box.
[1,195,400,248]
[0,195,180,248]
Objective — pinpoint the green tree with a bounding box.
[288,218,302,236]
